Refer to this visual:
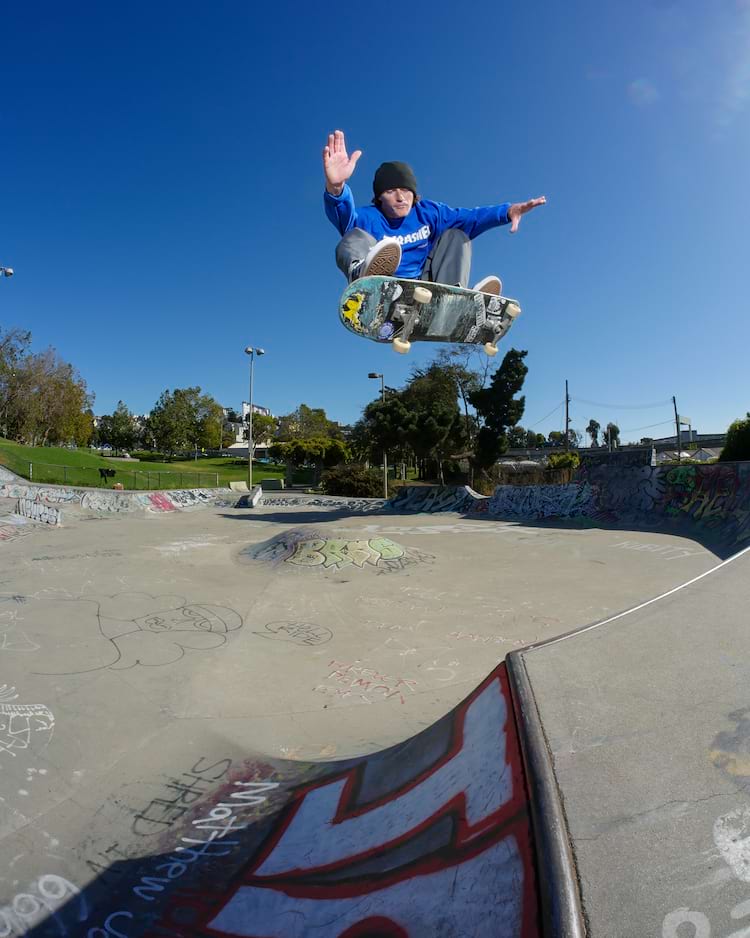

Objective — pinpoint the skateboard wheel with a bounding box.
[484,343,498,357]
[413,286,432,304]
[506,302,521,319]
[393,338,411,354]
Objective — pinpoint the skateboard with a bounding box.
[339,276,521,356]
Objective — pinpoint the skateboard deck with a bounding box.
[339,276,521,356]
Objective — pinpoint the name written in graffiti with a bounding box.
[0,875,84,936]
[314,659,418,704]
[131,756,233,836]
[86,780,280,936]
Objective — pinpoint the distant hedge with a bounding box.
[720,414,750,462]
[320,464,383,497]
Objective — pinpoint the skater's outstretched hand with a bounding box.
[323,130,362,195]
[508,196,547,233]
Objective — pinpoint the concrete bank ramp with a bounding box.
[9,664,541,937]
[388,463,750,556]
[509,544,750,938]
[0,469,234,516]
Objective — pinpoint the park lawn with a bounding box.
[0,439,286,489]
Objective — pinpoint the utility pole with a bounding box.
[565,380,570,451]
[368,373,388,498]
[672,396,680,464]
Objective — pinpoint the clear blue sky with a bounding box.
[2,0,748,443]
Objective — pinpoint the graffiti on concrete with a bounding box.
[388,466,750,552]
[0,481,231,515]
[488,483,598,520]
[15,496,62,526]
[388,485,481,514]
[95,663,538,938]
[244,529,433,574]
[582,463,750,547]
[0,515,33,543]
[0,874,83,936]
[259,495,386,512]
[146,492,178,512]
[254,621,333,646]
[28,592,243,675]
[0,684,55,762]
[314,659,418,704]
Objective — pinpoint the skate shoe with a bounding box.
[360,238,402,278]
[472,275,502,296]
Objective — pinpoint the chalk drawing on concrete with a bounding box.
[28,593,243,675]
[254,621,333,646]
[0,685,55,762]
[243,529,433,574]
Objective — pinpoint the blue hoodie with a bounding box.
[324,184,511,279]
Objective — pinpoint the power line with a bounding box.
[526,400,564,429]
[571,396,673,410]
[619,419,676,434]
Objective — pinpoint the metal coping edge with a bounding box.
[506,650,588,938]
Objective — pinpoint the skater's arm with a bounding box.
[435,195,546,237]
[435,202,512,238]
[322,130,362,195]
[324,183,358,234]
[322,129,363,234]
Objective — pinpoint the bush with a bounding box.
[547,451,580,470]
[720,414,750,461]
[320,464,384,497]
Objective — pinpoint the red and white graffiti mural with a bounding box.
[121,665,540,937]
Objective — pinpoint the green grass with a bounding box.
[0,439,291,490]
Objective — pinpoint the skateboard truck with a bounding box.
[392,286,432,354]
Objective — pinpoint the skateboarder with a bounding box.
[323,129,546,294]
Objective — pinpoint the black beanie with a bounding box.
[372,161,418,198]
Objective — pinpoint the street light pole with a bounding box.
[245,346,265,488]
[368,372,388,498]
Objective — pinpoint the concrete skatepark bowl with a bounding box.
[0,462,749,937]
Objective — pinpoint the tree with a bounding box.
[525,429,545,448]
[602,422,620,449]
[586,419,600,447]
[507,426,528,448]
[245,413,277,454]
[275,404,341,441]
[567,428,582,448]
[2,346,93,447]
[404,363,466,483]
[270,437,351,483]
[548,431,565,447]
[468,349,528,471]
[98,401,138,454]
[0,327,32,438]
[720,413,750,461]
[148,387,223,457]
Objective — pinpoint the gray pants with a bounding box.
[335,228,472,286]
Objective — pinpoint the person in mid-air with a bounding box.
[323,129,546,295]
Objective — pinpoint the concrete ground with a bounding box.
[0,496,727,932]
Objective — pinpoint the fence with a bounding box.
[0,452,220,491]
